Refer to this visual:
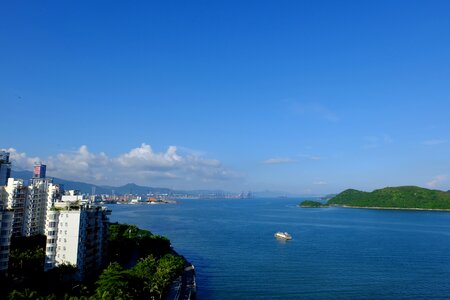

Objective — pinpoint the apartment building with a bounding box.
[0,158,111,280]
[0,191,13,274]
[45,198,110,280]
[4,178,27,237]
[22,164,61,237]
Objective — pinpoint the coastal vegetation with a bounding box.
[3,223,185,300]
[299,200,329,208]
[328,186,450,210]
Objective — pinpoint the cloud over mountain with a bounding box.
[426,175,447,188]
[5,144,239,188]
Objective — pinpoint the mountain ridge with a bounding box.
[328,186,450,209]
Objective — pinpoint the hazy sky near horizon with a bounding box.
[1,1,450,195]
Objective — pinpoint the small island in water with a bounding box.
[298,200,329,208]
[327,186,450,210]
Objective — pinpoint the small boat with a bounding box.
[274,232,292,240]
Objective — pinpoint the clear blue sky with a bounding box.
[1,1,450,195]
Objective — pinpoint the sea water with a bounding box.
[109,198,450,299]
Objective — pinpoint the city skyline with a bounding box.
[2,1,450,195]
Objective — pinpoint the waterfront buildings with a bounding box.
[0,157,111,280]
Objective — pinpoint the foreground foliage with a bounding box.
[108,223,171,266]
[96,254,184,300]
[328,186,450,209]
[5,223,184,300]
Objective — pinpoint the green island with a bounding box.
[328,186,450,210]
[298,200,329,208]
[2,223,187,300]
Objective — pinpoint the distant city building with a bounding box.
[0,151,11,186]
[62,190,86,203]
[33,163,46,179]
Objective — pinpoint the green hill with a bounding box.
[299,200,328,208]
[328,186,450,210]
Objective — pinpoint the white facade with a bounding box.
[5,178,27,237]
[61,195,85,203]
[45,202,110,280]
[23,178,61,237]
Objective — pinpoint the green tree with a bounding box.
[95,262,138,300]
[151,254,184,299]
[130,255,157,296]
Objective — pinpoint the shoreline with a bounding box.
[333,205,450,212]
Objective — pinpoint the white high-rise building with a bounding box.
[44,199,110,280]
[23,177,61,237]
[0,188,13,274]
[4,178,28,237]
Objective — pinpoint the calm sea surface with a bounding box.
[108,198,450,299]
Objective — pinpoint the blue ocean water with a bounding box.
[109,198,450,299]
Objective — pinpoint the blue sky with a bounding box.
[1,1,450,194]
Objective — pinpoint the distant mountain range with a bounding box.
[11,170,175,195]
[10,170,310,198]
[251,190,310,198]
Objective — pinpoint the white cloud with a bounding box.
[6,148,40,170]
[426,175,447,189]
[423,139,447,146]
[116,144,182,169]
[4,144,239,187]
[262,157,297,165]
